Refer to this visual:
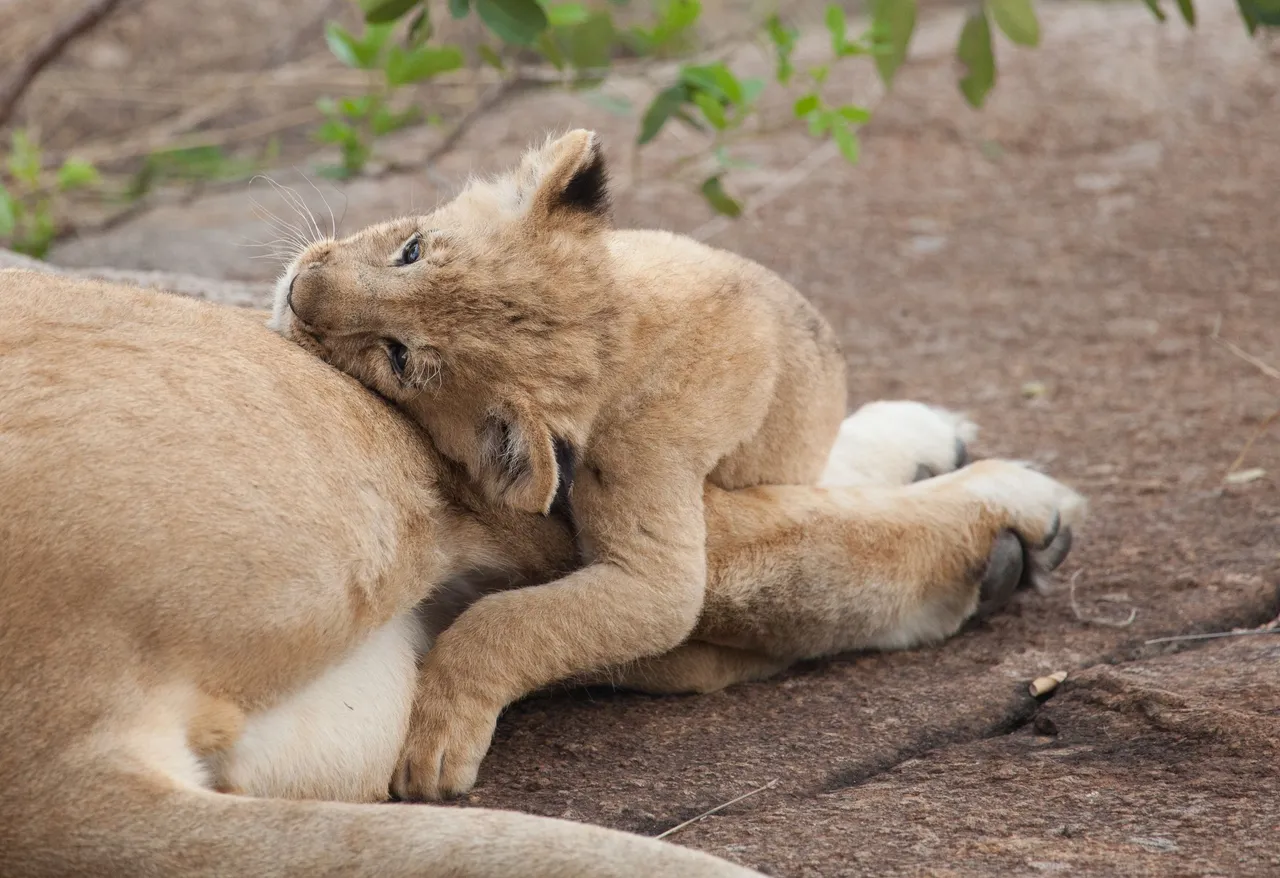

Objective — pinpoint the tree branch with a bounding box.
[0,0,128,129]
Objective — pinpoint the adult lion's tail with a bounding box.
[2,769,759,878]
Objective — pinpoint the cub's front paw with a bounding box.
[957,460,1087,619]
[821,401,978,488]
[390,675,502,801]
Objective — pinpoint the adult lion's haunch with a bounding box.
[0,270,755,878]
[0,269,1082,876]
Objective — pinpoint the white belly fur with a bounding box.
[213,612,423,803]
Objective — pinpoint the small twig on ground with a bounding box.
[1210,315,1280,382]
[0,0,129,128]
[654,779,778,840]
[1223,407,1280,483]
[1069,571,1138,629]
[1145,626,1280,646]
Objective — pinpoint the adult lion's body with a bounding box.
[0,268,1082,876]
[0,270,753,877]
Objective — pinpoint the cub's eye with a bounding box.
[386,341,409,380]
[400,236,421,265]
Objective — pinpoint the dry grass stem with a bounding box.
[1069,571,1138,629]
[654,779,779,840]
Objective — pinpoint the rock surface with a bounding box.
[7,1,1279,875]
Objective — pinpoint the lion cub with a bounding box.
[274,130,847,800]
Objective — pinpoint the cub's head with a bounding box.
[271,129,621,515]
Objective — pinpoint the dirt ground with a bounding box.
[3,1,1277,875]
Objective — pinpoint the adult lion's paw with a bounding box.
[821,400,978,488]
[955,459,1087,619]
[390,674,501,802]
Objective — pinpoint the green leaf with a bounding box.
[956,10,996,108]
[316,96,339,116]
[1236,0,1257,31]
[407,6,433,44]
[765,14,798,84]
[449,0,471,17]
[638,85,688,144]
[475,0,549,46]
[810,64,830,85]
[56,159,100,190]
[807,110,832,137]
[543,1,590,27]
[700,175,741,217]
[1243,0,1280,25]
[831,122,860,164]
[824,4,847,56]
[1174,0,1195,25]
[339,95,376,117]
[836,103,871,124]
[371,106,421,135]
[1140,0,1166,22]
[654,0,700,41]
[325,22,377,68]
[384,44,465,85]
[477,44,505,69]
[0,187,15,238]
[360,0,419,23]
[680,62,741,104]
[692,91,727,129]
[362,22,397,53]
[740,77,765,106]
[870,0,916,86]
[793,94,820,118]
[8,130,41,186]
[561,11,615,70]
[988,0,1040,47]
[315,118,357,145]
[536,31,566,69]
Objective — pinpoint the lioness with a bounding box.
[272,129,1085,802]
[2,267,1080,875]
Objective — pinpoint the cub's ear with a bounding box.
[479,411,560,515]
[518,129,611,229]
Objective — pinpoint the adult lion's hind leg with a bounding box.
[589,459,1084,696]
[697,459,1084,661]
[821,400,979,488]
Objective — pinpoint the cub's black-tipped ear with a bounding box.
[521,129,611,228]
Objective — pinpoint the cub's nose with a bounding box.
[285,264,328,329]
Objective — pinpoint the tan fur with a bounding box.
[189,694,246,757]
[270,130,1086,801]
[3,265,1084,873]
[0,271,756,877]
